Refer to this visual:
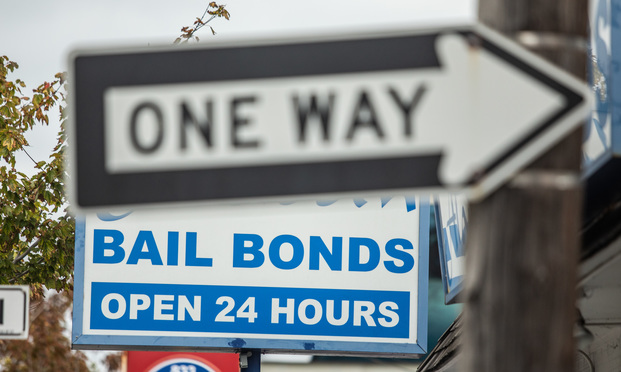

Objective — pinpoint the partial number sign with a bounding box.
[434,195,467,304]
[73,197,430,357]
[68,23,590,211]
[0,285,29,340]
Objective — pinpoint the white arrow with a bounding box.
[430,31,587,192]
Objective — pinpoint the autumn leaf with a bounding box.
[176,2,230,43]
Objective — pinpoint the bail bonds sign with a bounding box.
[72,197,429,356]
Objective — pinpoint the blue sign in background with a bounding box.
[609,0,621,154]
[584,0,621,171]
[433,196,466,304]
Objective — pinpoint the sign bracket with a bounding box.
[240,349,261,372]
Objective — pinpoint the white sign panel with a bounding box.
[73,197,429,356]
[0,285,29,340]
[102,33,565,184]
[69,23,589,211]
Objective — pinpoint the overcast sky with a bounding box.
[2,0,476,87]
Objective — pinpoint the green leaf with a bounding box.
[32,94,42,106]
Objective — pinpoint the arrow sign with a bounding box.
[68,23,590,210]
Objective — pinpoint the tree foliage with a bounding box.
[0,55,72,297]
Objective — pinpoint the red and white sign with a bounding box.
[127,351,239,372]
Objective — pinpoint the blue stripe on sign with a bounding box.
[90,282,410,339]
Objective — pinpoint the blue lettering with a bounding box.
[383,238,414,273]
[93,229,125,264]
[127,231,163,265]
[309,236,342,271]
[269,235,304,270]
[167,231,179,266]
[185,232,213,267]
[233,233,265,268]
[232,234,414,273]
[348,238,380,272]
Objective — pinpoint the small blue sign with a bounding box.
[434,195,467,304]
[610,0,621,155]
[584,0,621,173]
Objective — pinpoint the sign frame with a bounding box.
[72,198,430,357]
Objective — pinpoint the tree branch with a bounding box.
[9,257,44,283]
[13,238,40,264]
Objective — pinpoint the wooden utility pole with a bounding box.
[462,1,588,371]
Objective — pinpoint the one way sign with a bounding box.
[68,23,590,210]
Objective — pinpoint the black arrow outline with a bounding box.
[70,26,586,207]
